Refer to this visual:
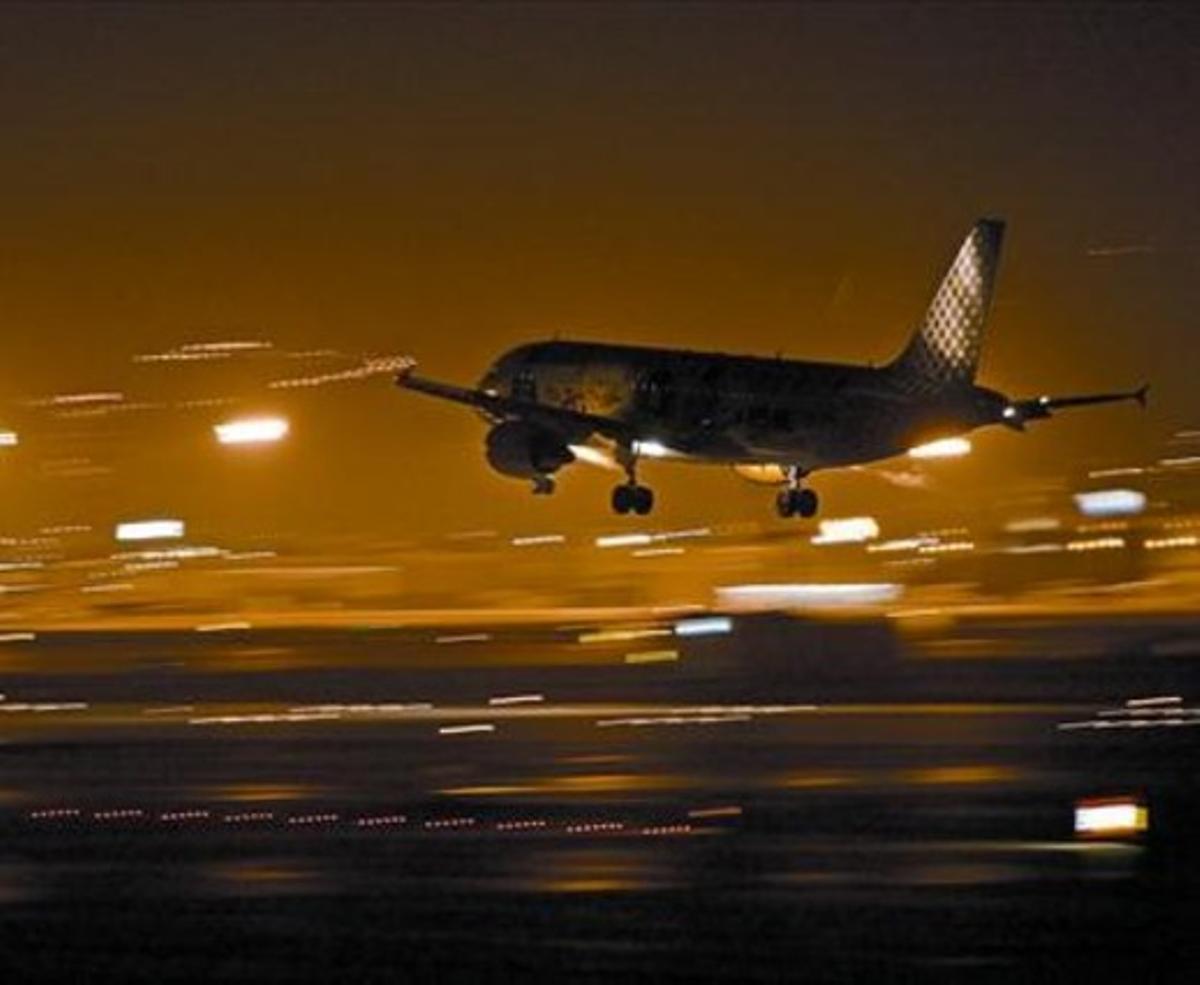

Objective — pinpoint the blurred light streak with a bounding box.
[0,632,36,643]
[1075,798,1147,837]
[624,649,679,664]
[511,534,565,547]
[811,516,880,545]
[194,620,252,633]
[1159,456,1200,469]
[595,532,653,548]
[1145,535,1199,550]
[1065,537,1125,552]
[438,723,495,735]
[115,519,185,542]
[1002,543,1064,555]
[1126,696,1182,708]
[717,583,901,609]
[268,354,411,389]
[917,540,975,554]
[867,538,928,553]
[1088,466,1145,479]
[35,391,123,407]
[0,430,17,447]
[488,693,544,706]
[632,547,685,558]
[904,765,1020,786]
[908,437,971,459]
[674,616,733,636]
[687,805,743,819]
[435,633,491,644]
[579,627,671,644]
[1004,517,1060,533]
[214,417,289,445]
[1074,489,1146,517]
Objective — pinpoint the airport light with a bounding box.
[673,616,734,637]
[811,516,880,545]
[1074,797,1147,838]
[717,582,902,610]
[214,416,289,446]
[1073,489,1146,518]
[114,519,185,542]
[908,437,972,459]
[0,430,17,447]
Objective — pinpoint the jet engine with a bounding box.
[485,422,575,479]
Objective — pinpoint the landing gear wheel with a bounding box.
[532,475,556,495]
[612,484,634,515]
[632,485,654,515]
[612,483,654,516]
[775,487,818,519]
[796,487,818,518]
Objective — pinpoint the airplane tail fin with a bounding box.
[889,218,1005,390]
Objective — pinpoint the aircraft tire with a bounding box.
[797,488,818,518]
[633,486,654,515]
[775,490,796,518]
[612,484,633,514]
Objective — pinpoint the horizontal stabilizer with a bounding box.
[1003,384,1148,429]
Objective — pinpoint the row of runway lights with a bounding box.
[24,805,730,837]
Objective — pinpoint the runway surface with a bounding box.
[2,616,1198,982]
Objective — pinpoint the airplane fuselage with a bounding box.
[480,341,1008,471]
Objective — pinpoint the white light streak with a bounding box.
[1074,489,1146,518]
[811,516,880,545]
[1075,800,1147,836]
[438,723,496,736]
[214,417,289,445]
[0,430,17,447]
[674,616,734,637]
[717,583,902,609]
[115,519,185,542]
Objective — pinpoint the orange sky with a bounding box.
[0,4,1192,538]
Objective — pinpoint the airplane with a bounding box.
[397,218,1147,518]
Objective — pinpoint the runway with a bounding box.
[2,616,1198,982]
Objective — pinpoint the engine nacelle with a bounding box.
[485,422,575,479]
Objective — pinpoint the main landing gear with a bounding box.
[775,467,819,519]
[611,445,654,515]
[532,475,556,495]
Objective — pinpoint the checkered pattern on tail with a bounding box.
[890,219,1005,392]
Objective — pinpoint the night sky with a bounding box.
[0,3,1194,538]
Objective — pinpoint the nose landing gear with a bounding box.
[775,467,819,518]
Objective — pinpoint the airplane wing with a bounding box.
[1004,384,1148,428]
[396,367,634,444]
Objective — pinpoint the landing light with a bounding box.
[908,437,972,459]
[632,440,674,459]
[0,430,17,447]
[214,417,289,445]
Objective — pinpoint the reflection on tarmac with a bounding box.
[1,616,1198,982]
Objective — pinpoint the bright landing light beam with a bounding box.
[908,437,972,459]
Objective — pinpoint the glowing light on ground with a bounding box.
[1073,488,1146,517]
[115,519,185,542]
[214,417,290,445]
[1075,798,1147,837]
[717,583,902,609]
[908,436,972,459]
[811,516,880,545]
